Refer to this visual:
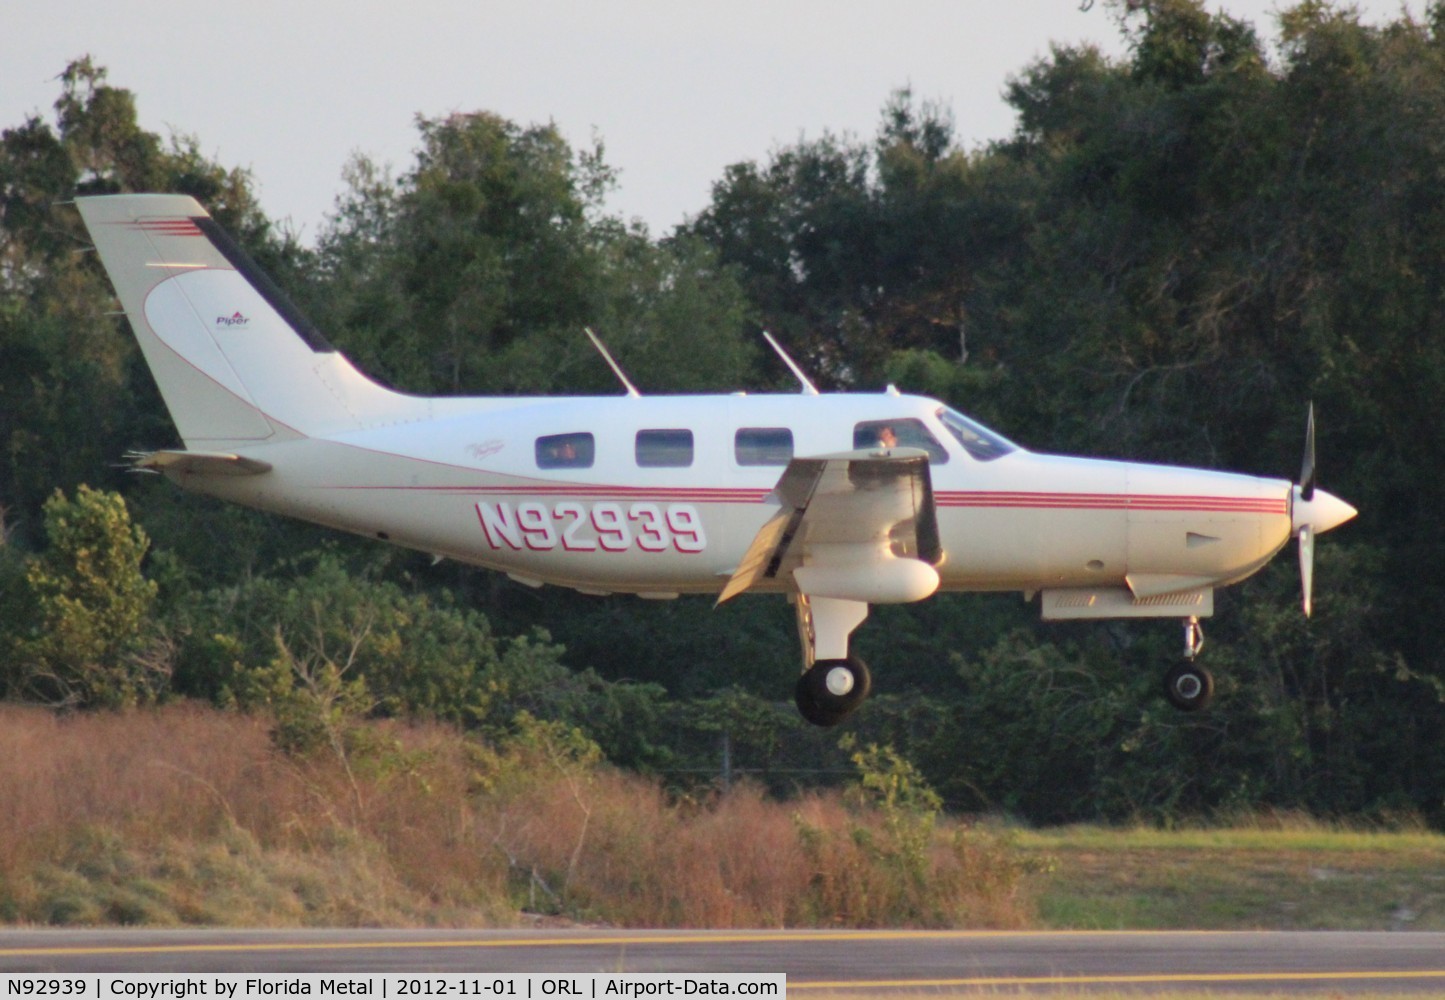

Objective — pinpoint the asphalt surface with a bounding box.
[2,929,1445,993]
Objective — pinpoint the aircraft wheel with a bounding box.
[795,656,871,727]
[1163,661,1214,712]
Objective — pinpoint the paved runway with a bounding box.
[2,929,1444,992]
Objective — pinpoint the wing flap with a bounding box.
[717,507,801,604]
[719,448,940,603]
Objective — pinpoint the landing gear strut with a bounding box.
[1164,616,1214,711]
[792,593,872,726]
[1183,615,1204,661]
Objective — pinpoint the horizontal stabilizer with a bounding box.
[132,450,272,477]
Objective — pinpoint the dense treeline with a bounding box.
[3,1,1445,826]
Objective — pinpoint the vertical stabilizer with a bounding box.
[76,194,416,448]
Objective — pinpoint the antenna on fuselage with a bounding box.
[583,326,641,398]
[762,330,819,396]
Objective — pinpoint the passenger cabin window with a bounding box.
[936,407,1016,462]
[636,429,694,468]
[735,427,794,466]
[536,432,594,469]
[853,419,948,464]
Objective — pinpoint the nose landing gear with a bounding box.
[1183,615,1204,661]
[1164,616,1214,711]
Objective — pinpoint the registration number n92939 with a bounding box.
[476,501,706,554]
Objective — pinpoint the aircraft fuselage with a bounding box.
[180,392,1296,601]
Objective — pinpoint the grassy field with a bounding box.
[0,702,1034,928]
[1021,821,1445,930]
[2,701,1443,933]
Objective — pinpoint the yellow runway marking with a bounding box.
[0,929,1231,958]
[3,928,1442,992]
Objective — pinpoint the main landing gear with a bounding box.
[792,592,873,727]
[1163,615,1214,712]
[795,656,872,728]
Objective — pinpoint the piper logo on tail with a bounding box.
[216,311,250,328]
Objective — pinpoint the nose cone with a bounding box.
[1292,486,1358,537]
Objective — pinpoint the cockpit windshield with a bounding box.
[936,407,1017,462]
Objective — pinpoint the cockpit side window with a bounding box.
[636,428,694,468]
[536,432,595,469]
[853,419,949,464]
[936,407,1016,462]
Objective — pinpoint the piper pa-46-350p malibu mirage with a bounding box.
[75,194,1358,726]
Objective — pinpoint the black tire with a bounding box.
[795,656,872,727]
[1163,661,1215,712]
[794,677,847,727]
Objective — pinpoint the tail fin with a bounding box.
[75,194,415,448]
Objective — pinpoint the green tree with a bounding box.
[314,112,752,396]
[176,555,503,721]
[688,89,1028,389]
[2,485,163,706]
[170,555,672,767]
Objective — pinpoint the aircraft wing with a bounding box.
[718,448,941,603]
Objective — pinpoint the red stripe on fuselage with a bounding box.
[317,482,1284,514]
[935,491,1286,514]
[323,484,771,502]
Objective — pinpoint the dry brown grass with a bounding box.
[0,702,1037,928]
[471,753,1036,928]
[492,774,816,926]
[0,703,277,854]
[0,702,509,925]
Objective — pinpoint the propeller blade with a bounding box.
[1299,523,1315,618]
[1300,402,1316,501]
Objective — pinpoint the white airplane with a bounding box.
[75,194,1358,726]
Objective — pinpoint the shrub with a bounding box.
[1,486,165,707]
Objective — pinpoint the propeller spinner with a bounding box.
[1291,404,1357,616]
